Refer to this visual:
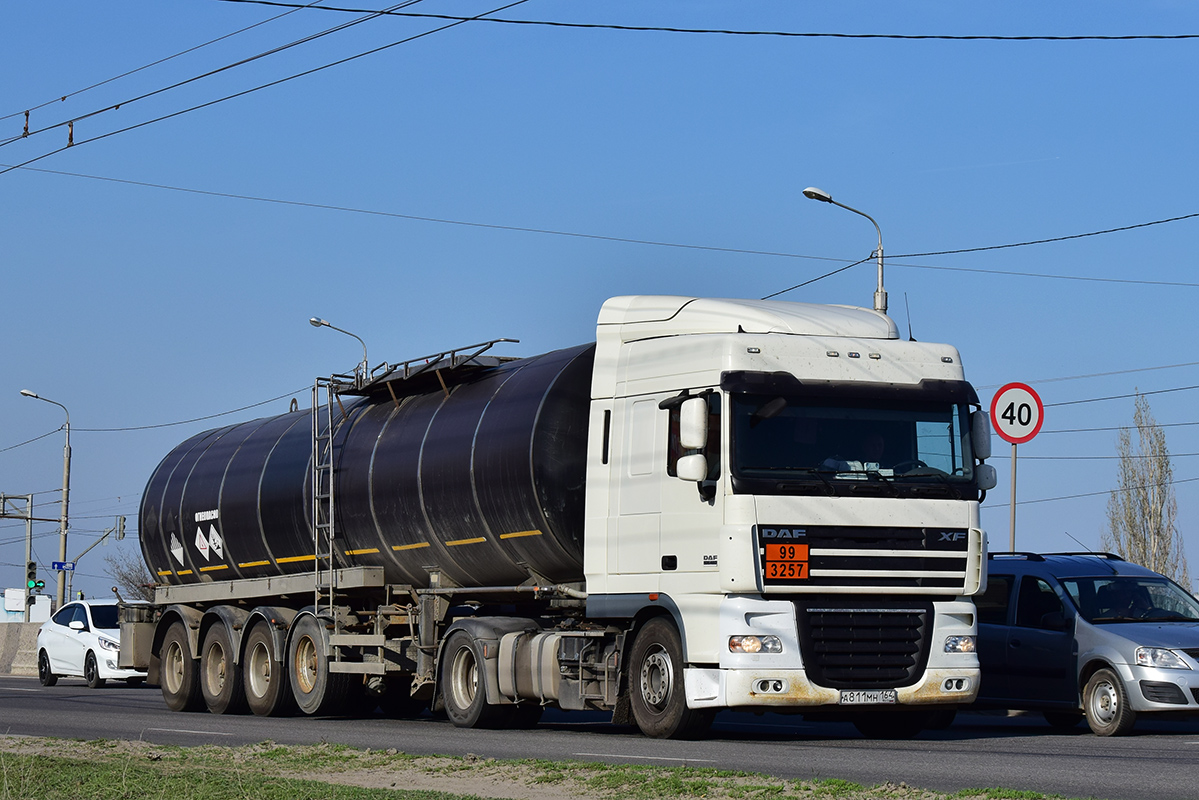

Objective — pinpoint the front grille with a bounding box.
[1191,688,1199,705]
[757,525,973,592]
[1140,681,1188,705]
[795,598,933,689]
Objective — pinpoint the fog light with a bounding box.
[729,635,783,654]
[944,635,976,654]
[942,677,972,693]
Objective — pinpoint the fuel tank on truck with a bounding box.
[139,343,595,589]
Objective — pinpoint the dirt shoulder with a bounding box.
[0,735,1070,800]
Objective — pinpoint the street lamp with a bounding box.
[803,186,888,315]
[309,317,369,387]
[19,389,70,609]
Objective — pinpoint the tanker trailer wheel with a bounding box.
[440,630,512,729]
[200,624,248,715]
[242,622,295,717]
[627,617,714,739]
[160,621,204,712]
[288,615,352,716]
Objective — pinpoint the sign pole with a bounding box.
[1009,442,1017,552]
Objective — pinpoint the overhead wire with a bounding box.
[209,2,1199,42]
[3,0,428,149]
[976,361,1199,391]
[0,0,530,179]
[0,0,332,124]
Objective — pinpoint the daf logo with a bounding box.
[938,531,967,542]
[760,528,807,539]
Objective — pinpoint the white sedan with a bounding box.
[37,599,147,688]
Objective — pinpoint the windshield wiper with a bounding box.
[897,467,963,500]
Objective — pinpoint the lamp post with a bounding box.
[309,317,369,387]
[803,186,888,315]
[19,389,70,609]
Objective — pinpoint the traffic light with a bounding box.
[25,561,45,592]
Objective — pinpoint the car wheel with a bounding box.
[85,651,106,689]
[627,617,714,739]
[1084,668,1137,736]
[1043,711,1083,729]
[38,650,58,687]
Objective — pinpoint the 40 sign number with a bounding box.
[990,382,1044,445]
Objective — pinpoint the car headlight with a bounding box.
[944,635,976,654]
[1135,647,1191,670]
[98,637,120,652]
[729,635,783,654]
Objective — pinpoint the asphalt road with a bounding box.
[1,675,1197,800]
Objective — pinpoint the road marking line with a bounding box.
[574,753,716,763]
[1,688,40,692]
[147,728,233,736]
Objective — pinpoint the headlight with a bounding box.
[1135,647,1191,670]
[729,635,783,654]
[944,635,977,654]
[98,637,120,652]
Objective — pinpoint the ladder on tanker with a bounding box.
[310,376,344,616]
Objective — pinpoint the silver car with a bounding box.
[36,599,148,688]
[975,553,1199,735]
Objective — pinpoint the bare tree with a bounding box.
[1102,393,1190,587]
[103,546,156,602]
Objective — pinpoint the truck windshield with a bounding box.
[729,392,976,498]
[1061,576,1199,623]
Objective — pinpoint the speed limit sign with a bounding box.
[990,382,1044,444]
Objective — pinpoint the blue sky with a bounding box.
[3,2,1198,598]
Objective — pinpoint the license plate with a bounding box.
[839,689,897,705]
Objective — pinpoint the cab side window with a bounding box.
[71,604,90,630]
[1015,577,1065,629]
[975,575,1012,625]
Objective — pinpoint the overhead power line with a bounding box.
[0,428,63,454]
[4,0,429,150]
[984,475,1199,508]
[0,0,530,178]
[74,387,307,432]
[9,163,1199,291]
[0,0,330,124]
[1041,421,1199,435]
[977,361,1199,391]
[1046,384,1199,408]
[211,2,1199,42]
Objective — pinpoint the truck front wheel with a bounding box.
[440,630,510,729]
[160,621,203,712]
[201,624,248,715]
[628,617,713,739]
[288,615,352,716]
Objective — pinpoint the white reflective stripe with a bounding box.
[809,569,967,579]
[810,548,965,559]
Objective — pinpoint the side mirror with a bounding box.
[976,463,997,491]
[679,396,709,450]
[1040,611,1070,631]
[972,411,992,461]
[68,620,85,631]
[677,453,708,482]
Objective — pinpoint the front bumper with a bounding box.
[685,665,979,709]
[1115,663,1199,713]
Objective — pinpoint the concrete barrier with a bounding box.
[0,622,41,676]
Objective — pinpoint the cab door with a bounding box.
[1005,576,1077,705]
[975,574,1014,702]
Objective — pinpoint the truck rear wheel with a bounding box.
[160,621,203,712]
[440,630,511,728]
[200,624,248,715]
[628,617,714,739]
[288,615,352,716]
[243,622,294,717]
